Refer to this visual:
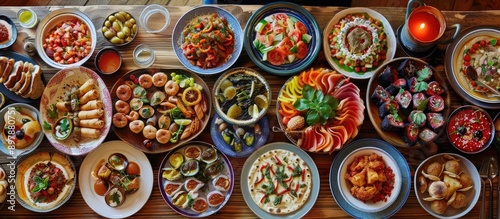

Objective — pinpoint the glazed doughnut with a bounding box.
[112,113,128,128]
[152,72,168,87]
[126,111,139,121]
[116,84,132,101]
[138,74,153,88]
[115,100,130,114]
[142,124,157,139]
[156,129,172,144]
[164,80,180,96]
[129,120,145,134]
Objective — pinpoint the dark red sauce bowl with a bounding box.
[447,105,494,154]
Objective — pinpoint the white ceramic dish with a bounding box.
[323,7,396,79]
[414,153,481,219]
[338,146,401,213]
[79,141,153,218]
[0,103,44,158]
[35,9,97,69]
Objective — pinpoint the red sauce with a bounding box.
[97,50,121,73]
[448,109,492,152]
[208,193,224,205]
[0,22,9,42]
[408,11,441,42]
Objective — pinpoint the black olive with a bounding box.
[143,139,152,149]
[457,126,467,136]
[22,118,31,124]
[16,130,24,140]
[473,130,483,139]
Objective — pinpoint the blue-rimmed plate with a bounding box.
[329,138,411,218]
[0,15,17,49]
[244,2,321,76]
[158,141,234,218]
[0,51,42,104]
[240,142,320,218]
[210,112,269,158]
[172,6,243,75]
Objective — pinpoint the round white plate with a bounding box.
[79,140,153,218]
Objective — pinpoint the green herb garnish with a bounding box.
[110,191,121,205]
[47,104,58,119]
[273,195,283,206]
[43,121,52,131]
[293,85,338,126]
[32,176,49,193]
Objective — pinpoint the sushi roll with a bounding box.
[397,59,417,79]
[416,65,433,82]
[408,77,429,93]
[378,99,399,118]
[413,93,428,110]
[409,110,426,128]
[428,95,444,112]
[371,85,391,106]
[401,124,420,146]
[386,78,407,96]
[427,112,445,132]
[425,81,445,96]
[395,89,412,109]
[381,114,404,131]
[378,66,399,88]
[419,127,438,142]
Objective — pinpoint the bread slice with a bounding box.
[0,57,7,83]
[28,65,44,99]
[0,57,14,83]
[17,63,34,95]
[4,61,23,89]
[10,62,30,92]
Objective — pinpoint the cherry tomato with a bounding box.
[274,13,289,21]
[295,21,308,34]
[295,41,308,59]
[288,29,302,43]
[469,47,476,54]
[267,48,286,66]
[480,40,486,47]
[257,34,274,47]
[260,23,272,35]
[464,54,471,61]
[354,66,361,72]
[472,43,479,50]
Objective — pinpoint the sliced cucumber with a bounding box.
[287,54,296,63]
[289,16,298,23]
[254,19,268,33]
[273,33,284,42]
[253,38,265,52]
[302,34,312,43]
[260,46,274,54]
[264,15,274,23]
[290,45,298,53]
[287,18,294,32]
[262,51,268,61]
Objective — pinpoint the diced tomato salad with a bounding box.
[42,19,93,64]
[253,13,312,66]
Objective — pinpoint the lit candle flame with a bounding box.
[419,23,426,30]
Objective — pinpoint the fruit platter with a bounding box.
[0,3,497,219]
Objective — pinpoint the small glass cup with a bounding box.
[17,8,38,28]
[139,4,170,33]
[133,44,155,68]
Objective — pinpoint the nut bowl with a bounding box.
[446,105,494,154]
[338,146,401,213]
[101,11,138,46]
[414,153,480,218]
[35,9,97,69]
[212,67,271,126]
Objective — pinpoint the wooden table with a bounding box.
[0,5,499,218]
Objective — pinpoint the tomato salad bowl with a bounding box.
[35,9,97,69]
[244,2,322,76]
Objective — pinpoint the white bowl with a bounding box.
[35,9,97,69]
[414,153,481,218]
[0,103,44,158]
[323,7,396,79]
[338,146,401,212]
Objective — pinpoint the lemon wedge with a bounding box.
[174,119,192,126]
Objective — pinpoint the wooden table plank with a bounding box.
[0,5,498,219]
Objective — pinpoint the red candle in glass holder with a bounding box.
[408,11,441,42]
